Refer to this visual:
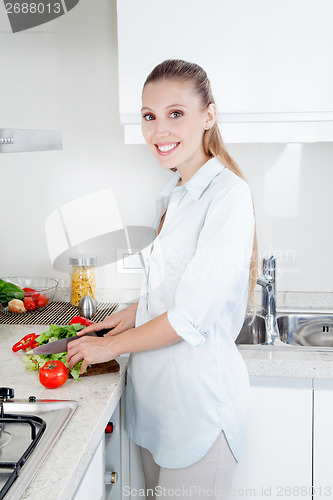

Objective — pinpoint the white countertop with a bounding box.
[239,344,333,379]
[2,314,333,498]
[0,324,128,500]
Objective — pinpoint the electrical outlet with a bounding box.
[117,249,143,274]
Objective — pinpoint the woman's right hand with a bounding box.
[76,302,138,337]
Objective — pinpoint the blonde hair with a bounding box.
[143,59,258,305]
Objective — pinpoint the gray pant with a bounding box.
[139,431,237,500]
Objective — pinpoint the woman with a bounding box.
[67,59,257,499]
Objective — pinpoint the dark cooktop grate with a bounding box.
[0,412,46,500]
[0,301,119,325]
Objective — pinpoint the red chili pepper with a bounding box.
[69,316,94,327]
[12,333,38,352]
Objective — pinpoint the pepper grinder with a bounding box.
[78,295,97,319]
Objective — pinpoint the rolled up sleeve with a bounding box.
[167,305,207,347]
[168,181,255,346]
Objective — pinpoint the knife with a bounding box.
[31,329,111,355]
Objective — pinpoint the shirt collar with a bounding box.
[156,157,225,206]
[182,157,225,201]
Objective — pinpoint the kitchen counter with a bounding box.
[2,319,333,499]
[0,324,128,500]
[239,344,333,379]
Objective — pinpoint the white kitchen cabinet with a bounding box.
[231,377,313,499]
[73,398,125,500]
[106,397,145,499]
[105,400,122,499]
[117,0,333,143]
[73,439,104,500]
[313,379,333,497]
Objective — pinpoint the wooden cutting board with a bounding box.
[73,359,120,378]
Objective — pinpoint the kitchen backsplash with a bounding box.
[1,0,332,295]
[55,287,333,311]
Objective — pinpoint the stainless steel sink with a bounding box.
[236,310,333,350]
[277,312,333,347]
[236,314,266,345]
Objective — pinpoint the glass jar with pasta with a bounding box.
[69,256,97,307]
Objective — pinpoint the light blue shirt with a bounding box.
[125,157,255,468]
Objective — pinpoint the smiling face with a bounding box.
[141,79,216,182]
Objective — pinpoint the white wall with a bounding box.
[1,0,332,293]
[229,142,333,292]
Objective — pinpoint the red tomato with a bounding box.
[32,291,40,301]
[24,297,37,311]
[23,287,36,297]
[39,360,68,389]
[36,294,49,308]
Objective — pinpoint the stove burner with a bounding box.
[0,388,46,500]
[0,414,46,500]
[0,387,77,500]
[0,430,12,450]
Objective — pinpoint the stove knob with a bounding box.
[105,422,113,434]
[0,387,14,400]
[29,396,37,402]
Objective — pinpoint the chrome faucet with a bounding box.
[262,256,276,311]
[257,256,282,345]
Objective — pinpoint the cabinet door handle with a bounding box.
[105,471,118,484]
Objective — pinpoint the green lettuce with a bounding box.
[23,323,90,380]
[35,323,85,344]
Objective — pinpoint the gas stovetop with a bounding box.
[0,388,77,500]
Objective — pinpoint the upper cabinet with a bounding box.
[117,0,333,143]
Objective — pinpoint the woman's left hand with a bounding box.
[66,335,118,375]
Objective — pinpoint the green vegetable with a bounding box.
[23,323,91,380]
[70,361,83,380]
[0,279,24,306]
[36,323,85,344]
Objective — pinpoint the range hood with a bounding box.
[0,128,63,153]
